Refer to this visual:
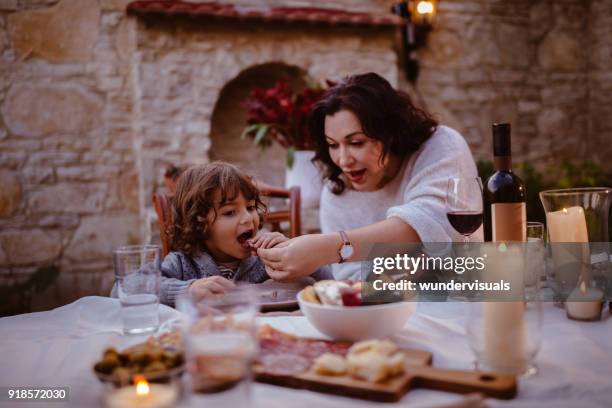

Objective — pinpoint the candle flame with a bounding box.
[416,1,434,14]
[135,377,150,396]
[579,280,587,295]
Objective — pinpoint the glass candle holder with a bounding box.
[176,287,259,406]
[467,243,542,377]
[539,188,611,318]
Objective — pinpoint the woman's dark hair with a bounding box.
[309,72,438,194]
[169,162,266,255]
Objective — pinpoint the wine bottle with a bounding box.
[483,123,526,242]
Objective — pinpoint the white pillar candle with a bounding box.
[566,281,604,321]
[545,206,602,320]
[546,206,589,243]
[546,206,590,282]
[483,244,527,373]
[106,382,177,408]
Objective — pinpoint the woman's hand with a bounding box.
[249,231,288,251]
[188,276,235,300]
[257,234,339,282]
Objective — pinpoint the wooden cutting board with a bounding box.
[254,348,517,402]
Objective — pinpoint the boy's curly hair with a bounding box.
[168,162,267,255]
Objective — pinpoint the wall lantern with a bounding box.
[391,0,437,83]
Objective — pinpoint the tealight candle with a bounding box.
[106,379,177,408]
[566,281,604,321]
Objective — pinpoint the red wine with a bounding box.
[447,211,483,236]
[483,123,526,242]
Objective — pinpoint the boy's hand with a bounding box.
[249,231,288,251]
[188,276,235,300]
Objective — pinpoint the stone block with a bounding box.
[0,0,17,11]
[538,30,583,72]
[38,214,80,228]
[7,0,100,63]
[21,167,55,184]
[29,183,106,214]
[2,83,103,137]
[537,107,570,137]
[65,214,139,262]
[0,170,22,217]
[118,169,140,212]
[27,151,81,166]
[0,229,62,265]
[0,242,6,264]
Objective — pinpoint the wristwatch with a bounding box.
[338,231,354,264]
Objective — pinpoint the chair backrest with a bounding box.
[152,192,174,257]
[152,183,301,257]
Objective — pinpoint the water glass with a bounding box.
[176,287,258,405]
[113,245,162,335]
[527,221,545,242]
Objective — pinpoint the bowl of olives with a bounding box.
[93,331,185,386]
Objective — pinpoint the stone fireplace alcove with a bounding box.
[209,62,307,187]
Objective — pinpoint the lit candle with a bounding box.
[545,206,601,319]
[106,378,177,408]
[566,281,604,321]
[483,243,527,373]
[546,206,589,243]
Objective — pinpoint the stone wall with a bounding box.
[588,0,612,163]
[0,0,138,312]
[0,0,610,313]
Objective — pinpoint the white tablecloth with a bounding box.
[0,297,610,408]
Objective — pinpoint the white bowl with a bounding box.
[297,290,416,341]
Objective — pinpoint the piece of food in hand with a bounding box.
[340,286,362,306]
[312,353,348,376]
[314,280,350,306]
[302,285,320,304]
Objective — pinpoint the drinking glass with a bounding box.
[467,243,541,378]
[176,287,258,405]
[446,177,484,243]
[526,222,546,288]
[113,245,161,335]
[527,221,545,242]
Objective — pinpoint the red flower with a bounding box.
[241,78,330,151]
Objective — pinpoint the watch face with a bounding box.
[340,244,354,259]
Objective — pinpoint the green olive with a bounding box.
[131,351,152,367]
[103,348,119,360]
[162,351,184,368]
[143,361,167,375]
[95,354,120,374]
[112,367,132,385]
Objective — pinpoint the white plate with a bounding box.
[239,278,314,311]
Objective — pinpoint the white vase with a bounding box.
[285,150,323,209]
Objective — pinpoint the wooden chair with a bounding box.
[152,183,301,257]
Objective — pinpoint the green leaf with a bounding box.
[287,146,296,169]
[254,124,270,146]
[240,124,260,140]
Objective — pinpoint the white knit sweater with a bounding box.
[319,125,483,280]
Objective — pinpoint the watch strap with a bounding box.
[338,230,351,264]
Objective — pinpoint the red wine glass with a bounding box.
[446,177,484,243]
